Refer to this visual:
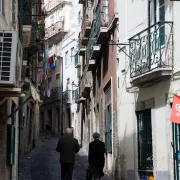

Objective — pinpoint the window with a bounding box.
[78,11,81,25]
[56,74,60,87]
[71,47,74,63]
[102,0,109,24]
[67,78,70,84]
[72,90,75,103]
[0,0,5,15]
[159,0,165,46]
[65,51,69,66]
[104,86,112,153]
[137,109,153,170]
[50,16,54,25]
[7,101,16,165]
[48,77,52,90]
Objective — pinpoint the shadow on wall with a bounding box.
[115,132,137,180]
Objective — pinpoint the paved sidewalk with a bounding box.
[19,136,112,180]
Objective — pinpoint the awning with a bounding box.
[0,88,21,97]
[30,83,40,102]
[24,78,41,102]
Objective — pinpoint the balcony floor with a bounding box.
[91,45,100,59]
[131,68,172,87]
[79,47,86,56]
[96,27,108,44]
[87,60,95,71]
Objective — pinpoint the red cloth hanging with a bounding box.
[48,56,53,64]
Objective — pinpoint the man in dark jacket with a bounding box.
[88,132,105,180]
[56,128,80,180]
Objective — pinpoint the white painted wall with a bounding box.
[0,0,20,179]
[117,0,179,180]
[44,0,77,32]
[62,2,82,139]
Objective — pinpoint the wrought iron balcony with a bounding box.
[129,21,173,87]
[74,89,80,103]
[44,0,61,13]
[45,21,64,39]
[95,0,109,44]
[79,45,86,56]
[75,53,81,68]
[43,87,61,104]
[80,70,92,98]
[86,20,100,70]
[63,90,71,105]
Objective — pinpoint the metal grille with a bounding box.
[0,32,12,81]
[173,122,180,180]
[137,109,153,170]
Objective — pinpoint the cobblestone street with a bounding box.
[19,136,111,180]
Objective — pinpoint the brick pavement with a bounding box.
[18,136,112,180]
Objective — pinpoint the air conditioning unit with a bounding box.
[0,31,22,87]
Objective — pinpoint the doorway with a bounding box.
[173,123,180,180]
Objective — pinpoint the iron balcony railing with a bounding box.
[74,53,80,66]
[43,87,61,103]
[80,70,91,93]
[44,0,61,13]
[23,0,33,25]
[96,0,109,33]
[45,21,64,39]
[86,20,96,63]
[129,21,173,78]
[63,90,71,104]
[80,4,92,38]
[75,89,79,100]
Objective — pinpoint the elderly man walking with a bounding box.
[56,128,80,180]
[88,132,105,180]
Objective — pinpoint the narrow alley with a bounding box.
[18,136,112,180]
[18,136,88,180]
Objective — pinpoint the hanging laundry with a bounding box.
[48,56,53,65]
[50,61,55,69]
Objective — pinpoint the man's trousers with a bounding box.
[61,163,74,180]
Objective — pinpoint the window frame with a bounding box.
[65,50,69,67]
[137,109,153,171]
[71,47,74,63]
[56,73,60,87]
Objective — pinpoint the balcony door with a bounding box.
[148,0,165,70]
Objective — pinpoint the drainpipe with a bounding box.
[148,0,151,69]
[61,56,64,136]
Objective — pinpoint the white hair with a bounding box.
[65,128,73,135]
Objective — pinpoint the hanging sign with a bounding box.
[170,94,180,124]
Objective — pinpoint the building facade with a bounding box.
[77,0,118,177]
[41,0,80,135]
[19,0,44,158]
[116,0,179,180]
[0,0,22,179]
[62,1,82,138]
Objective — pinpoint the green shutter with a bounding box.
[105,105,112,153]
[6,124,15,165]
[107,105,112,153]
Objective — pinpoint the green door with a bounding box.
[173,123,180,180]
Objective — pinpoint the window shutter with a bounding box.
[6,124,15,165]
[107,105,112,153]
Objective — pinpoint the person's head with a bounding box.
[65,128,73,136]
[93,132,100,140]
